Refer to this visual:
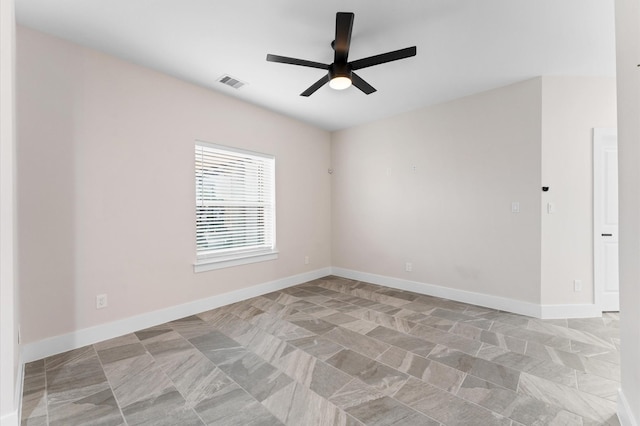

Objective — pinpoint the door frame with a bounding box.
[593,127,619,312]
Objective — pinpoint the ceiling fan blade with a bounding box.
[351,72,376,95]
[266,54,328,70]
[300,74,330,97]
[334,12,354,63]
[350,46,417,70]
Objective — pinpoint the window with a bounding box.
[194,141,277,272]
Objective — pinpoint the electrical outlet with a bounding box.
[574,280,582,292]
[405,262,412,272]
[304,256,309,265]
[96,294,108,309]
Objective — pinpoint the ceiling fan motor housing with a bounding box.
[329,62,352,81]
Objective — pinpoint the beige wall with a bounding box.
[540,76,617,305]
[16,27,332,344]
[1,0,19,422]
[615,0,640,422]
[331,79,543,304]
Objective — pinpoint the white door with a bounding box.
[593,128,619,312]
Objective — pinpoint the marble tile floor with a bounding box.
[21,276,621,425]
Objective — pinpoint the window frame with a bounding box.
[193,141,277,272]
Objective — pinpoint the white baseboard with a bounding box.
[15,354,23,426]
[20,265,608,362]
[0,353,23,426]
[618,388,639,426]
[22,267,332,363]
[0,411,18,426]
[331,268,603,320]
[331,267,542,318]
[540,303,601,319]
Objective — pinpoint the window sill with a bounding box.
[194,249,279,273]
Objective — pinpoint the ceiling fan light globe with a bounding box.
[329,76,352,90]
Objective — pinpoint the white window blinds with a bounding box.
[195,142,275,262]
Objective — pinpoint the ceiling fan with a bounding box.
[266,12,417,96]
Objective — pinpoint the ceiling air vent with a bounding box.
[217,75,246,89]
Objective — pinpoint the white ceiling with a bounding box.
[15,0,616,131]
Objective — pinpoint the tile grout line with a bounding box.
[152,322,234,426]
[262,281,621,422]
[212,299,445,425]
[168,317,288,425]
[195,311,350,425]
[312,280,618,424]
[297,285,523,424]
[44,361,49,426]
[390,372,512,425]
[93,342,130,426]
